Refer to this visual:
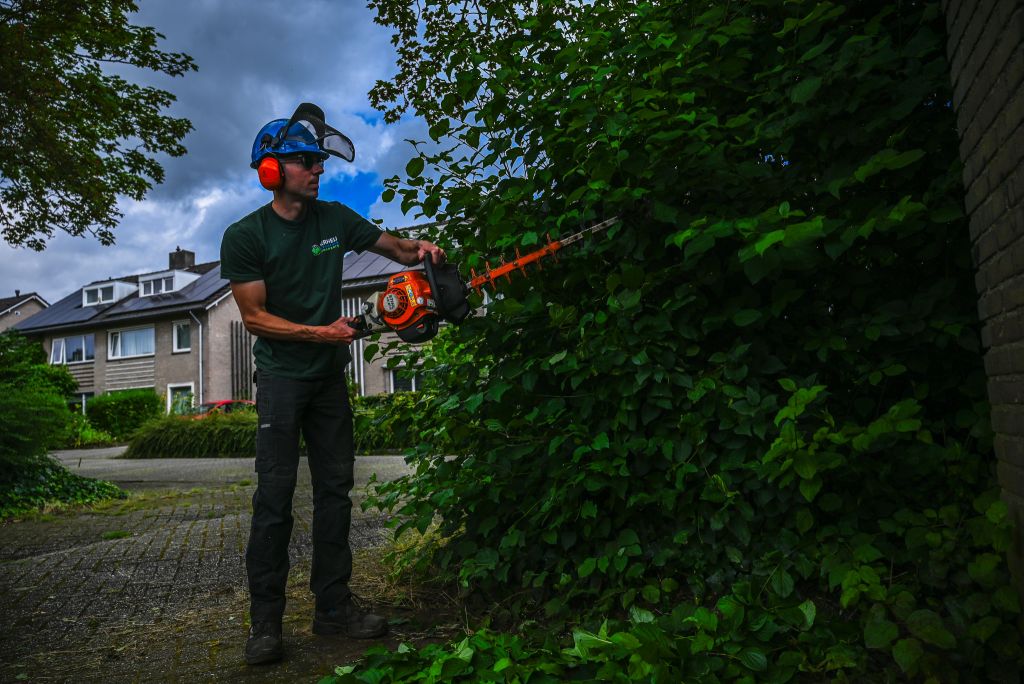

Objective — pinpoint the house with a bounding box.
[14,246,422,411]
[0,290,49,331]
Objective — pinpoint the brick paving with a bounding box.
[0,451,415,683]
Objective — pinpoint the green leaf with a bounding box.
[739,647,768,672]
[892,638,923,674]
[905,609,956,649]
[406,157,425,178]
[799,478,822,502]
[864,617,899,649]
[770,569,794,598]
[791,76,822,103]
[798,600,816,629]
[578,557,597,578]
[732,309,762,327]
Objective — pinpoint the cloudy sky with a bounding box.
[0,1,427,305]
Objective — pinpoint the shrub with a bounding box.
[353,392,433,453]
[0,454,126,519]
[86,388,163,440]
[0,382,74,469]
[62,412,117,449]
[355,0,1023,681]
[124,412,258,458]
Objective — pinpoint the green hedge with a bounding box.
[353,392,430,453]
[124,412,259,458]
[0,454,126,519]
[123,392,427,458]
[86,388,163,440]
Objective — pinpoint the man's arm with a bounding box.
[231,280,358,344]
[368,232,446,266]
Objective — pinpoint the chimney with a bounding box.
[169,246,195,271]
[15,289,20,297]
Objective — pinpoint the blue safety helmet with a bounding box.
[249,103,355,168]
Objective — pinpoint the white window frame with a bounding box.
[49,334,95,365]
[166,383,195,414]
[141,276,175,297]
[108,326,156,360]
[84,285,115,306]
[172,320,191,352]
[389,368,421,393]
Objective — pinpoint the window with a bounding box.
[50,334,95,364]
[390,369,422,393]
[167,384,194,414]
[173,321,191,352]
[84,285,114,305]
[108,327,155,359]
[141,276,175,296]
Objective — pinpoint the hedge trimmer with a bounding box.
[351,217,618,343]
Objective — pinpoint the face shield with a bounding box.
[279,102,355,162]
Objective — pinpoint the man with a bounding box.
[220,103,445,666]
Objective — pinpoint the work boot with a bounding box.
[313,595,388,638]
[244,621,283,665]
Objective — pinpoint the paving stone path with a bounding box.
[0,449,422,683]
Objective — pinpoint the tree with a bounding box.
[0,0,195,250]
[362,0,1022,679]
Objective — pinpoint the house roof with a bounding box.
[0,292,49,316]
[14,262,229,335]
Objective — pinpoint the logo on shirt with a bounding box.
[311,235,340,256]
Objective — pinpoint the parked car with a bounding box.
[189,399,255,417]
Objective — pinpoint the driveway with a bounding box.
[0,449,417,683]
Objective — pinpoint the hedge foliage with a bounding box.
[124,393,416,458]
[0,331,76,468]
[86,388,163,440]
[0,331,124,517]
[353,391,437,453]
[350,0,1023,681]
[124,412,259,458]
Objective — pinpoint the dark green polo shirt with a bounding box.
[220,200,382,380]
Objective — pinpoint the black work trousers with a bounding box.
[246,370,355,624]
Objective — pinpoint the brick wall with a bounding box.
[943,0,1024,598]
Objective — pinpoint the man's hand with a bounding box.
[415,239,446,265]
[370,232,447,267]
[316,316,360,345]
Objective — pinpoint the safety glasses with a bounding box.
[282,153,326,170]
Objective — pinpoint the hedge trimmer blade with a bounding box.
[467,216,618,295]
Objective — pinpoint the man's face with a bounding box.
[280,152,325,199]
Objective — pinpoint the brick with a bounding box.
[997,434,1024,467]
[979,288,1003,319]
[989,376,1024,403]
[992,403,1024,435]
[957,33,1024,159]
[976,266,990,296]
[985,343,1024,375]
[954,7,1023,118]
[986,310,1024,346]
[998,272,1024,311]
[965,119,1024,214]
[998,458,1024,499]
[948,0,1001,90]
[974,222,1002,265]
[962,71,1024,177]
[969,192,1008,241]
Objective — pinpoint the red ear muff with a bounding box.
[257,157,284,190]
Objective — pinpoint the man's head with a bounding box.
[250,103,354,193]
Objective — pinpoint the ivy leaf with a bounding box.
[770,569,794,598]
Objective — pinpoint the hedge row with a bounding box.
[124,392,424,458]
